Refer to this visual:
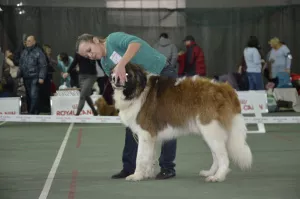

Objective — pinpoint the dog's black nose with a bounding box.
[110,73,128,83]
[111,74,122,88]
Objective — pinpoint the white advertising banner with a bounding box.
[0,97,21,115]
[237,91,268,114]
[51,95,101,116]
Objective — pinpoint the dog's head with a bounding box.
[110,63,148,100]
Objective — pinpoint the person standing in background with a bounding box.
[153,33,178,78]
[38,44,52,113]
[42,44,58,96]
[0,47,4,80]
[179,35,206,77]
[63,53,98,116]
[267,37,292,87]
[57,52,73,87]
[42,44,57,80]
[19,35,48,114]
[0,47,14,97]
[177,49,185,77]
[4,50,19,96]
[95,60,107,95]
[243,36,265,90]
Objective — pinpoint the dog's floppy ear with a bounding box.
[122,64,148,100]
[126,63,147,89]
[137,68,147,90]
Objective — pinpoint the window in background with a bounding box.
[106,0,186,9]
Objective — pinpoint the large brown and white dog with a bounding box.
[111,63,252,182]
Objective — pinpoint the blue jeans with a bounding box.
[122,66,177,173]
[23,78,40,114]
[160,66,178,78]
[247,72,264,90]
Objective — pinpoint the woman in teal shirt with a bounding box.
[76,32,177,180]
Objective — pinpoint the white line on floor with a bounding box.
[0,121,7,126]
[38,123,74,199]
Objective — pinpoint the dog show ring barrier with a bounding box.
[1,91,300,134]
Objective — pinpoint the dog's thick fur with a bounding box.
[111,63,252,182]
[94,97,119,116]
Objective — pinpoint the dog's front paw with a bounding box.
[205,175,223,182]
[145,169,155,179]
[125,173,144,181]
[199,170,215,177]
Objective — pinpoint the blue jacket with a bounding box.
[19,45,48,80]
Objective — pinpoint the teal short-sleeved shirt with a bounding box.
[100,32,167,76]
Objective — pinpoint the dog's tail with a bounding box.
[226,114,252,170]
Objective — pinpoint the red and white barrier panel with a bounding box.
[0,115,121,123]
[0,92,268,116]
[1,91,300,134]
[0,114,300,124]
[50,95,101,116]
[0,97,21,115]
[237,91,268,114]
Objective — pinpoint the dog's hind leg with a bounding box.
[126,130,156,181]
[198,120,230,182]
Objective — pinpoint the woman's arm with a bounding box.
[67,53,78,74]
[108,32,144,83]
[112,42,141,83]
[5,58,15,68]
[252,48,262,65]
[109,32,143,68]
[118,42,141,67]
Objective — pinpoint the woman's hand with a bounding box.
[111,42,141,84]
[62,73,69,79]
[112,63,127,84]
[237,65,242,74]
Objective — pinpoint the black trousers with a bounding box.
[121,66,178,173]
[38,76,51,113]
[96,76,108,95]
